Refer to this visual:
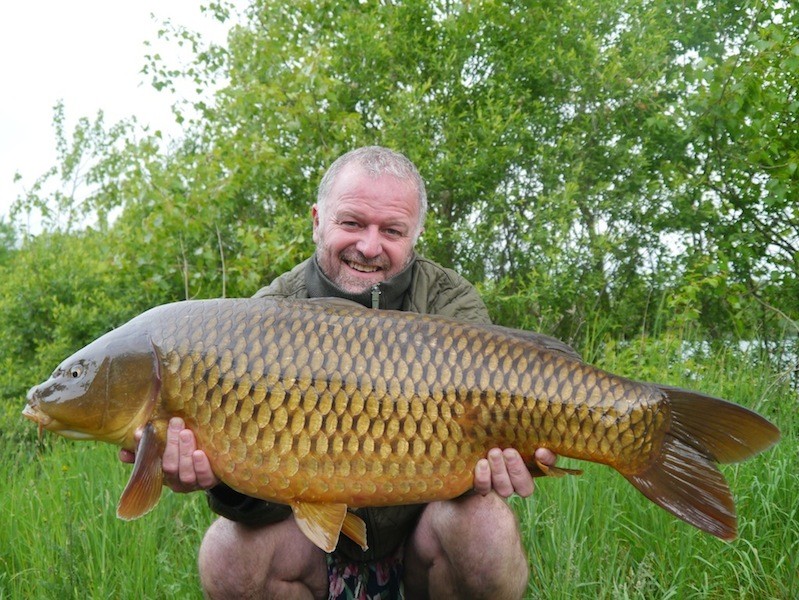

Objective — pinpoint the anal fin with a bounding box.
[341,511,368,551]
[530,457,583,478]
[117,421,165,520]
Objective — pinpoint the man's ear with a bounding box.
[311,204,320,244]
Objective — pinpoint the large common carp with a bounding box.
[23,297,779,551]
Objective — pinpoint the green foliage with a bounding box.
[0,231,140,401]
[6,0,796,348]
[651,1,799,337]
[0,220,15,264]
[0,435,212,599]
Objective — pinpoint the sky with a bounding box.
[0,1,239,226]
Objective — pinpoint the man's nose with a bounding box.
[356,227,382,258]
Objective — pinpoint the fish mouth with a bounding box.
[22,403,51,426]
[22,404,52,439]
[21,403,94,440]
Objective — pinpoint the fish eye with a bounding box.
[69,364,85,379]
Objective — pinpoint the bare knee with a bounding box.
[405,494,529,600]
[198,519,260,598]
[446,495,528,598]
[199,517,328,599]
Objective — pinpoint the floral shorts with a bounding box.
[326,547,404,600]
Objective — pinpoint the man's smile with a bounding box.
[345,260,381,273]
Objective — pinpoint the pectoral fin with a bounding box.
[117,422,165,520]
[291,502,368,553]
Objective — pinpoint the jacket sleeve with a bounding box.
[206,484,292,526]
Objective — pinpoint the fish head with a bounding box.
[23,325,159,449]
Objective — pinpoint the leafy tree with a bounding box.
[0,218,15,265]
[4,0,797,394]
[652,1,799,336]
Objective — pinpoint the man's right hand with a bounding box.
[119,417,219,493]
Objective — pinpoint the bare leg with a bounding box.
[403,493,529,600]
[198,517,328,600]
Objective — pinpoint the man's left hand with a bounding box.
[473,447,556,498]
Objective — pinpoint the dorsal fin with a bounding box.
[306,296,581,362]
[486,324,582,362]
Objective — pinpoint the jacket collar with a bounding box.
[305,253,416,310]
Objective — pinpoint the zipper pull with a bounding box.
[370,285,382,309]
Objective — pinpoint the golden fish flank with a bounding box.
[23,297,780,553]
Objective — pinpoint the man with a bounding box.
[123,146,556,599]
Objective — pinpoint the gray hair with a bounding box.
[316,146,428,239]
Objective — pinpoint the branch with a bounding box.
[216,225,227,299]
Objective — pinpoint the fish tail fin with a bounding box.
[623,387,780,540]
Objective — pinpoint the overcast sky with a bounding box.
[0,1,238,225]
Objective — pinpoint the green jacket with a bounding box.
[207,254,490,562]
[254,254,491,320]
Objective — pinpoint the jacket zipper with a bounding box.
[370,284,382,309]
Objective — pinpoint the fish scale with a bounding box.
[23,296,780,552]
[148,299,666,504]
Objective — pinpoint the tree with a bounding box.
[7,0,797,350]
[652,1,799,335]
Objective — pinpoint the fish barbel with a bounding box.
[23,297,780,551]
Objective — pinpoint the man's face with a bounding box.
[313,164,421,294]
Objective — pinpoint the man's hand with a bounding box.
[473,447,556,498]
[118,417,219,493]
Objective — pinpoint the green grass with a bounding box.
[1,335,796,599]
[0,435,214,599]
